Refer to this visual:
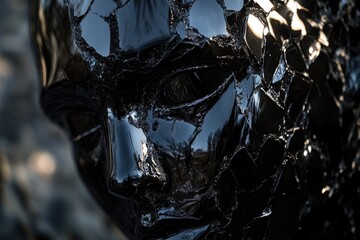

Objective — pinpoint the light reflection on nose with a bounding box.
[106,108,146,183]
[106,108,167,198]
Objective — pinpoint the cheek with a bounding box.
[104,81,240,199]
[191,80,237,153]
[148,81,237,151]
[147,81,239,192]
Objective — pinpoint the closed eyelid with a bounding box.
[158,71,235,110]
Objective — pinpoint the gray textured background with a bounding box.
[0,1,126,239]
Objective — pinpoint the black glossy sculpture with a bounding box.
[33,0,360,239]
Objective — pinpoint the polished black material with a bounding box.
[34,0,360,239]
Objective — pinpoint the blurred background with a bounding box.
[0,1,126,239]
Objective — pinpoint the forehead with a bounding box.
[67,0,325,86]
[69,0,244,55]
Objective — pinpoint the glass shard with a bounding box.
[285,41,306,72]
[71,0,92,17]
[80,12,110,56]
[255,0,274,13]
[223,0,244,11]
[91,0,116,16]
[189,0,228,38]
[116,0,171,51]
[263,34,281,85]
[245,14,265,62]
[267,10,290,45]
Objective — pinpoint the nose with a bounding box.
[105,109,166,200]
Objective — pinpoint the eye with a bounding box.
[160,69,232,106]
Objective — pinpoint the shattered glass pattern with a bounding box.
[34,0,360,239]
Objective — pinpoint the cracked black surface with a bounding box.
[33,0,360,239]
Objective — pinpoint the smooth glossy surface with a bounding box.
[189,0,228,38]
[116,0,171,51]
[34,0,360,239]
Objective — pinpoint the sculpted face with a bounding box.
[36,0,360,239]
[84,2,248,237]
[41,1,252,238]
